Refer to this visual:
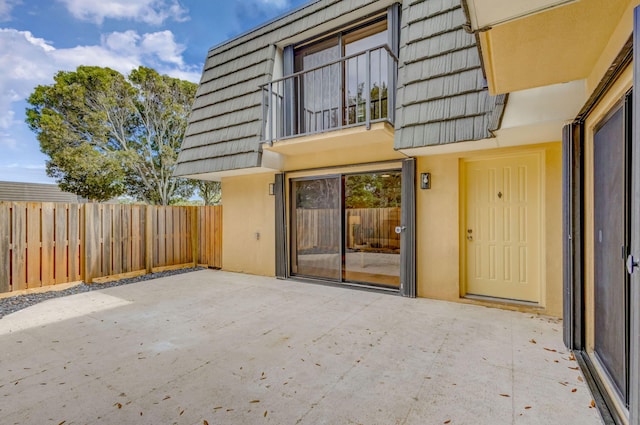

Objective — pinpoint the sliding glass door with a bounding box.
[290,171,401,288]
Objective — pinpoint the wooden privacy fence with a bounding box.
[0,203,222,294]
[296,207,400,252]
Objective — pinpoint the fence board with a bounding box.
[123,205,132,272]
[166,207,175,266]
[182,208,190,264]
[156,207,165,268]
[54,205,68,284]
[132,206,143,271]
[105,205,112,276]
[69,204,81,282]
[213,206,222,268]
[113,205,123,275]
[0,203,222,293]
[198,207,207,265]
[84,203,101,283]
[26,203,41,288]
[0,203,9,292]
[12,204,26,290]
[41,203,55,286]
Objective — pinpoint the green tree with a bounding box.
[26,65,197,204]
[197,181,222,206]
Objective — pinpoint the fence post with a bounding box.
[145,205,153,274]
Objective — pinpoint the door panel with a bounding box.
[465,154,541,302]
[344,172,401,287]
[291,177,341,280]
[593,103,628,402]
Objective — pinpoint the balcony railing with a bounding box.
[261,45,397,144]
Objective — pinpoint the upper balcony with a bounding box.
[261,44,397,145]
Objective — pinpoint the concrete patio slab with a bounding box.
[0,270,602,424]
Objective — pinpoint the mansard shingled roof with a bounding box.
[175,0,390,177]
[394,0,506,148]
[175,0,507,177]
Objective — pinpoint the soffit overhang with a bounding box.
[464,0,631,95]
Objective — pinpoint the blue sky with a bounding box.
[0,0,308,184]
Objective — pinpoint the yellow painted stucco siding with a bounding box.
[544,143,563,316]
[416,155,461,300]
[221,173,277,276]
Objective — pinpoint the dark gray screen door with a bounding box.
[630,8,640,423]
[593,101,629,403]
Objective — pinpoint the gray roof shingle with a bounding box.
[394,1,506,149]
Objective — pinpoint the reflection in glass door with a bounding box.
[291,177,341,280]
[344,172,401,287]
[290,171,401,288]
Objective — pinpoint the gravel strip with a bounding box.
[0,267,205,320]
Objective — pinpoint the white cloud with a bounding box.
[0,27,201,156]
[57,0,188,25]
[141,30,184,66]
[0,0,21,22]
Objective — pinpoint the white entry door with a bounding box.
[464,154,542,302]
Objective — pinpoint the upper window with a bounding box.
[294,18,388,72]
[261,11,398,142]
[292,17,390,133]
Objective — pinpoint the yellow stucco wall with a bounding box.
[221,173,276,276]
[415,154,460,300]
[415,142,563,317]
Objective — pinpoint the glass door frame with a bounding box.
[290,174,343,282]
[288,167,402,290]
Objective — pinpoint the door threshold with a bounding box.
[464,294,540,307]
[290,276,400,295]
